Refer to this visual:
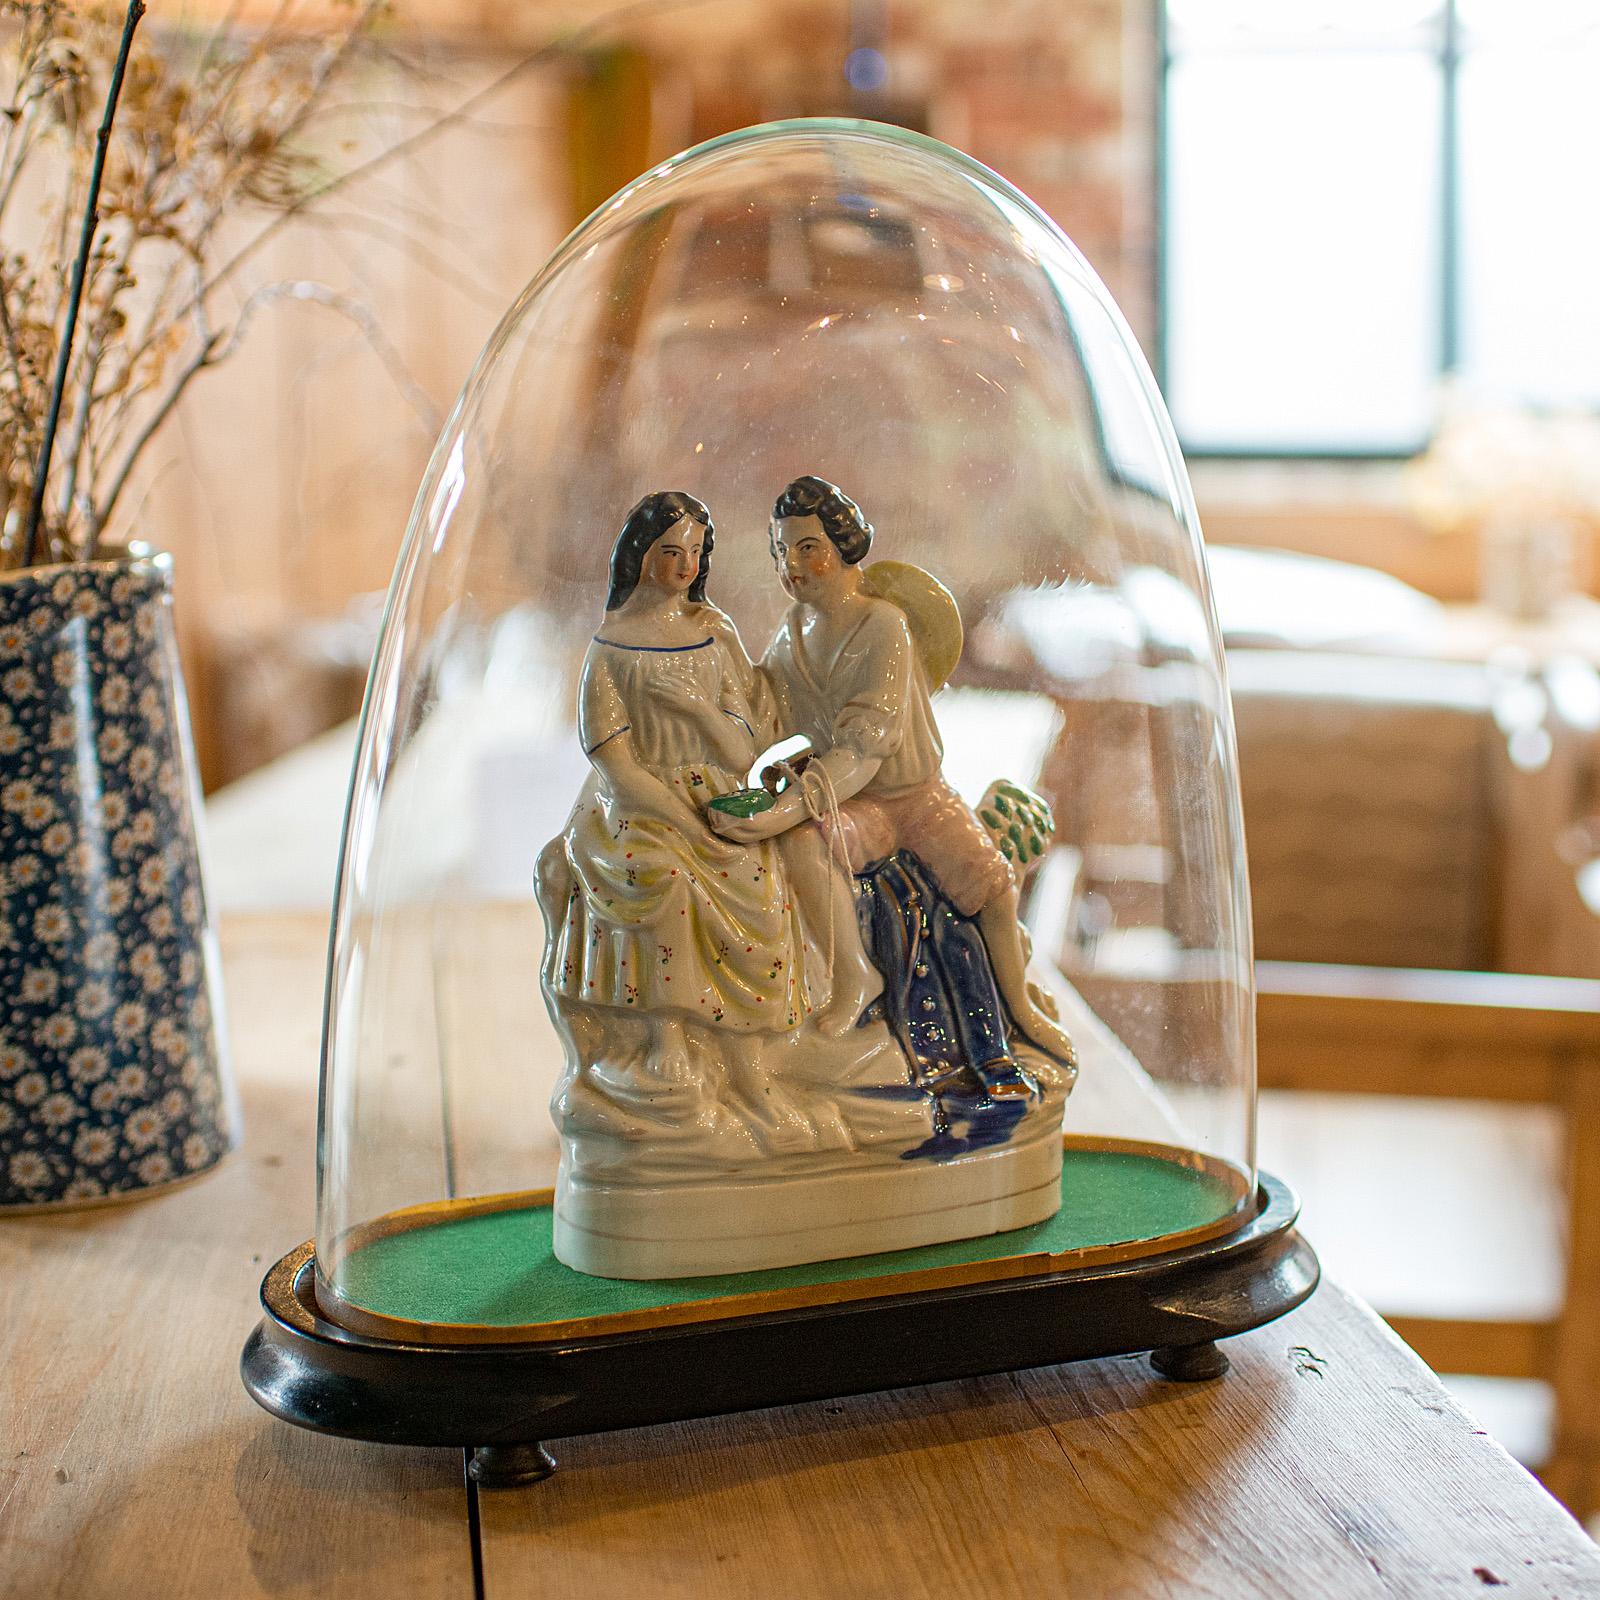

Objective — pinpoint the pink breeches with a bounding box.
[816,776,1014,917]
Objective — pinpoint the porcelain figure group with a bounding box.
[537,478,1077,1277]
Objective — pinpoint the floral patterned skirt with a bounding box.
[541,765,809,1033]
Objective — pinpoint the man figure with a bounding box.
[709,476,1076,1084]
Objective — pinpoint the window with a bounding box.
[1160,0,1600,456]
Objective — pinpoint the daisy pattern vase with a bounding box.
[0,555,237,1209]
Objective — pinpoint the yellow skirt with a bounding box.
[543,766,809,1032]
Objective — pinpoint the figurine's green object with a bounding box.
[708,787,777,818]
[978,779,1055,867]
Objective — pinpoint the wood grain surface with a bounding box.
[4,913,1599,1599]
[477,1281,1600,1600]
[0,914,471,1600]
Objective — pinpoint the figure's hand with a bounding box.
[761,750,813,795]
[709,806,788,843]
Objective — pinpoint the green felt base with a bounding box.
[331,1148,1247,1333]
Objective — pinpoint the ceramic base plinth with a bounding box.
[554,1113,1065,1278]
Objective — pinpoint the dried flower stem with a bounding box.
[0,268,31,409]
[21,0,146,568]
[0,0,715,574]
[180,0,712,327]
[96,302,223,538]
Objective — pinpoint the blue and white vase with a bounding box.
[0,554,237,1209]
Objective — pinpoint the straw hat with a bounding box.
[861,560,964,689]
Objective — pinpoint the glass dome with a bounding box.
[312,119,1255,1342]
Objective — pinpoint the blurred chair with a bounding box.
[196,603,378,790]
[1232,647,1600,980]
[977,552,1600,1512]
[1255,962,1600,1516]
[1234,640,1600,1512]
[1230,650,1499,971]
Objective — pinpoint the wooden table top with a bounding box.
[4,912,1599,1600]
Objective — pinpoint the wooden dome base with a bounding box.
[241,1170,1317,1483]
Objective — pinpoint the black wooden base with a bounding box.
[242,1171,1316,1481]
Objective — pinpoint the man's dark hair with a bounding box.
[771,476,873,565]
[606,491,714,610]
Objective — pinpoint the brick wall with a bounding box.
[625,0,1157,346]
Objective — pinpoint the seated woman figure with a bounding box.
[538,492,809,1053]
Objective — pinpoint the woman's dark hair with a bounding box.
[606,491,714,610]
[771,476,873,565]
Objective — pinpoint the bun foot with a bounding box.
[468,1443,557,1487]
[1150,1341,1230,1382]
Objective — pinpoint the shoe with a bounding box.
[976,1057,1034,1099]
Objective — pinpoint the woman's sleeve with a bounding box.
[833,608,912,761]
[578,647,630,756]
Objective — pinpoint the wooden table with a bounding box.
[5,914,1600,1599]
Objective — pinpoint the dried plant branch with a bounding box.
[22,0,145,567]
[0,0,395,570]
[0,0,717,575]
[300,207,506,312]
[0,265,33,408]
[95,292,223,537]
[209,276,439,431]
[56,317,102,525]
[183,0,713,323]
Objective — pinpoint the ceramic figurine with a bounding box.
[720,476,1078,1097]
[537,482,1076,1279]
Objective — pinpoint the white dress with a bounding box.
[542,606,808,1033]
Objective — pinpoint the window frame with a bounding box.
[1154,0,1463,462]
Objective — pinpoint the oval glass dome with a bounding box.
[313,119,1256,1342]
